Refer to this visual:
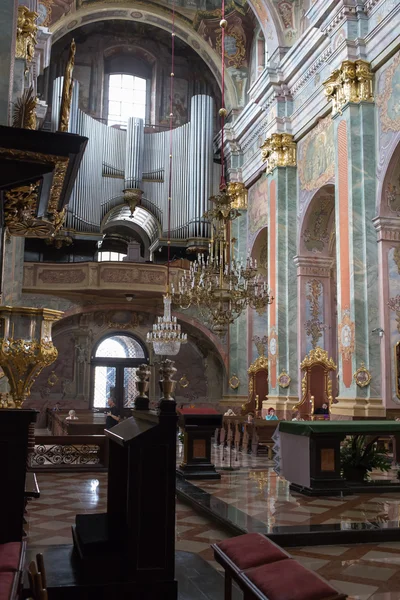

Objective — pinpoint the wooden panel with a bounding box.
[320,448,335,471]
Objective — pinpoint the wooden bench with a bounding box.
[0,541,26,600]
[212,533,346,600]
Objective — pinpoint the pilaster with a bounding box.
[324,61,383,417]
[0,0,17,124]
[263,134,298,416]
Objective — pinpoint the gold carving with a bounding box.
[0,147,69,236]
[248,355,269,375]
[123,188,143,216]
[354,362,372,388]
[305,279,326,349]
[261,133,296,175]
[229,374,240,390]
[12,86,37,130]
[59,39,76,133]
[4,181,55,238]
[16,6,38,62]
[228,182,248,210]
[179,374,189,388]
[216,25,246,69]
[277,369,291,389]
[323,60,374,116]
[300,347,337,371]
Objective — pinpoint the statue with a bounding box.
[58,39,76,132]
[16,6,38,63]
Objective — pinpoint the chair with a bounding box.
[27,554,47,600]
[242,356,269,416]
[295,347,336,419]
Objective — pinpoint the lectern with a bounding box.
[0,409,37,543]
[73,407,178,599]
[177,407,222,480]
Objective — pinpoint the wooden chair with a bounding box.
[27,553,48,600]
[295,347,337,419]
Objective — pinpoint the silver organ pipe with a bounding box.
[125,117,144,189]
[188,95,213,238]
[57,91,214,241]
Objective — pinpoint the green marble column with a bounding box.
[332,101,383,417]
[265,166,298,417]
[226,213,249,407]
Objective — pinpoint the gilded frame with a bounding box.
[295,346,336,410]
[277,370,291,389]
[229,374,240,390]
[353,362,371,388]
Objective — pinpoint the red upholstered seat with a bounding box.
[0,544,22,572]
[216,533,289,570]
[0,572,14,600]
[243,559,343,600]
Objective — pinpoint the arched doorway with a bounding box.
[91,333,149,414]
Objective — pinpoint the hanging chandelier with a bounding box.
[171,1,273,335]
[146,0,187,356]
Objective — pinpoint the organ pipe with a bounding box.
[125,117,144,190]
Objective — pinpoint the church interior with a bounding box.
[1,0,400,598]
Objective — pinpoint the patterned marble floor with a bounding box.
[25,471,400,599]
[187,445,400,530]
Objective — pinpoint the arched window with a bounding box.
[91,333,148,411]
[107,73,147,127]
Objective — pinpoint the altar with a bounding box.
[278,420,400,495]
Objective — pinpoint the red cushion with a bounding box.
[216,534,289,570]
[0,544,21,572]
[244,560,341,600]
[0,572,14,600]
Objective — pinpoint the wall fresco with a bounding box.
[248,174,268,238]
[376,48,400,186]
[388,248,400,405]
[304,278,324,353]
[298,116,335,192]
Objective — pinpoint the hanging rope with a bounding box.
[167,0,176,291]
[219,0,227,191]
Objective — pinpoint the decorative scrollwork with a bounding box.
[354,362,372,388]
[229,374,240,390]
[16,6,38,62]
[323,60,374,117]
[261,134,296,175]
[32,444,100,466]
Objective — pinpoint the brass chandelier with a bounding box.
[171,0,273,335]
[172,189,273,334]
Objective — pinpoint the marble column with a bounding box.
[265,167,298,417]
[0,0,17,125]
[331,102,383,417]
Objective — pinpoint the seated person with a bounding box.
[291,410,304,421]
[105,397,120,429]
[265,407,278,421]
[66,409,78,420]
[246,412,254,424]
[52,402,61,412]
[314,402,329,415]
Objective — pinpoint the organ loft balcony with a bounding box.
[22,261,186,300]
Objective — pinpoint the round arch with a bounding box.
[50,5,238,109]
[298,184,335,257]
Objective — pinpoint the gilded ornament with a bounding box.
[278,370,291,389]
[216,25,246,69]
[300,346,337,371]
[229,374,240,390]
[296,347,336,410]
[377,51,400,133]
[59,39,76,133]
[123,188,143,216]
[12,86,37,130]
[227,182,248,210]
[354,362,371,388]
[179,374,189,388]
[248,355,268,375]
[304,279,327,349]
[16,6,38,62]
[261,133,296,175]
[323,60,374,116]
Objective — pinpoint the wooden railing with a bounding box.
[215,417,279,458]
[30,435,108,472]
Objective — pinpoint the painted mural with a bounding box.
[304,279,324,353]
[302,192,334,254]
[248,174,268,237]
[298,116,335,192]
[377,48,400,133]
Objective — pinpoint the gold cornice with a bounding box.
[227,182,248,210]
[248,355,268,375]
[323,60,374,117]
[261,133,296,175]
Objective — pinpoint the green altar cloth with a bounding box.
[279,421,400,436]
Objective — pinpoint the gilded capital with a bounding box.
[323,60,374,116]
[227,182,248,210]
[15,5,38,62]
[261,133,296,175]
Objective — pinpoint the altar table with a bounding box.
[278,420,400,495]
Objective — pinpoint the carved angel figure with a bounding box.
[16,6,38,62]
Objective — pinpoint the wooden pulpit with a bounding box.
[72,408,178,599]
[177,408,222,480]
[0,409,37,543]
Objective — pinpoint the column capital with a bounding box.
[261,133,296,175]
[373,216,400,243]
[323,60,374,117]
[293,255,333,278]
[227,181,248,210]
